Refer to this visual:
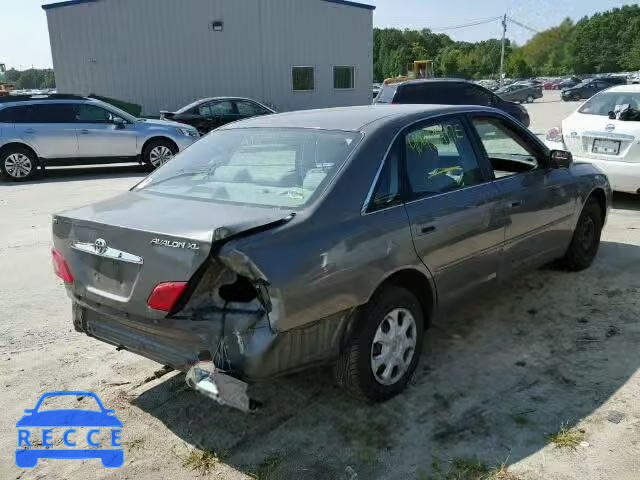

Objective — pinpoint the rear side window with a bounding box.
[26,104,76,123]
[0,105,30,123]
[375,84,398,103]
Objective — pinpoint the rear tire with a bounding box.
[143,139,177,170]
[334,286,424,402]
[0,146,39,181]
[527,95,534,103]
[563,197,603,271]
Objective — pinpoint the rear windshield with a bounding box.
[375,84,398,104]
[135,128,361,209]
[579,92,640,116]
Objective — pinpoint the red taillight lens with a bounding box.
[147,282,188,312]
[52,248,74,284]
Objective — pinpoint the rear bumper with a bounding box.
[72,298,349,380]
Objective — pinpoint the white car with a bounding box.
[546,84,640,194]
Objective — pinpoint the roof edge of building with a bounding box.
[43,0,375,11]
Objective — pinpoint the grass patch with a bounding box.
[183,449,226,474]
[338,413,395,466]
[547,424,585,449]
[249,453,285,480]
[419,458,523,480]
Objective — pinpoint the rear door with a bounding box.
[199,100,238,130]
[402,116,505,305]
[467,114,577,275]
[14,103,78,159]
[74,103,137,158]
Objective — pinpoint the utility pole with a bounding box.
[499,14,507,87]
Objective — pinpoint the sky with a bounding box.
[0,0,636,69]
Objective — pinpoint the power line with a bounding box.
[429,16,502,32]
[508,17,540,34]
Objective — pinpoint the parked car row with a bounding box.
[0,94,274,181]
[374,78,530,126]
[561,76,627,101]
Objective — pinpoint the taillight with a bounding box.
[147,282,188,312]
[52,248,74,284]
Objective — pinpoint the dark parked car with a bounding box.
[375,79,530,127]
[495,83,543,103]
[160,97,275,135]
[555,76,582,90]
[561,79,615,101]
[53,105,610,409]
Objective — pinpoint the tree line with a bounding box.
[374,4,640,82]
[0,68,55,90]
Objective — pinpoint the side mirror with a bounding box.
[550,149,573,169]
[112,117,126,129]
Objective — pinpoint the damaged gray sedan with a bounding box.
[52,105,611,410]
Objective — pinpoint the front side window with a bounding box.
[135,128,361,209]
[404,118,485,199]
[75,104,114,123]
[579,92,640,117]
[292,67,314,91]
[334,66,355,89]
[471,117,540,178]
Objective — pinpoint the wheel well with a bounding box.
[588,188,607,222]
[141,136,178,156]
[0,142,39,163]
[374,269,435,327]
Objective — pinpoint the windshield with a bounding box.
[92,99,138,122]
[135,128,362,209]
[579,92,640,116]
[375,84,398,103]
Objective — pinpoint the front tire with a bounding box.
[563,197,603,271]
[0,146,38,181]
[335,286,424,402]
[526,95,535,103]
[143,139,177,170]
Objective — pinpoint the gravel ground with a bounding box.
[1,95,639,480]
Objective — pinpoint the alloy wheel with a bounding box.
[4,153,33,179]
[149,146,173,167]
[370,308,417,386]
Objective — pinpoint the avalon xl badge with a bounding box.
[150,238,200,250]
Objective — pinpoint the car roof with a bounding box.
[388,78,471,87]
[603,84,640,93]
[221,104,499,132]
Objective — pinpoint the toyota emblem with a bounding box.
[94,238,108,254]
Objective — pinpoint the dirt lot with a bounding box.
[1,94,640,480]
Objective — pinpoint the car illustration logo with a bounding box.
[15,391,124,468]
[94,238,108,255]
[605,124,615,132]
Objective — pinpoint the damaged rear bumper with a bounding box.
[72,299,351,381]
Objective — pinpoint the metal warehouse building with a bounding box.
[43,0,374,115]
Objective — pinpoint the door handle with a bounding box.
[508,200,523,208]
[80,129,90,134]
[419,224,436,235]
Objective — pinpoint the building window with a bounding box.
[334,66,355,89]
[292,67,314,91]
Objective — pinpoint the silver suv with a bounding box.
[0,94,199,181]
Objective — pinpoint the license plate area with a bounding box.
[592,139,621,155]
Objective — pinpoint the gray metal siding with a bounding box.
[46,0,372,115]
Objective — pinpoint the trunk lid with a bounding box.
[563,112,640,162]
[52,191,292,317]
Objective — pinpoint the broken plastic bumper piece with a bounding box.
[186,361,250,413]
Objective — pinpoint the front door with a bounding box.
[74,103,137,158]
[468,115,577,276]
[402,116,505,306]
